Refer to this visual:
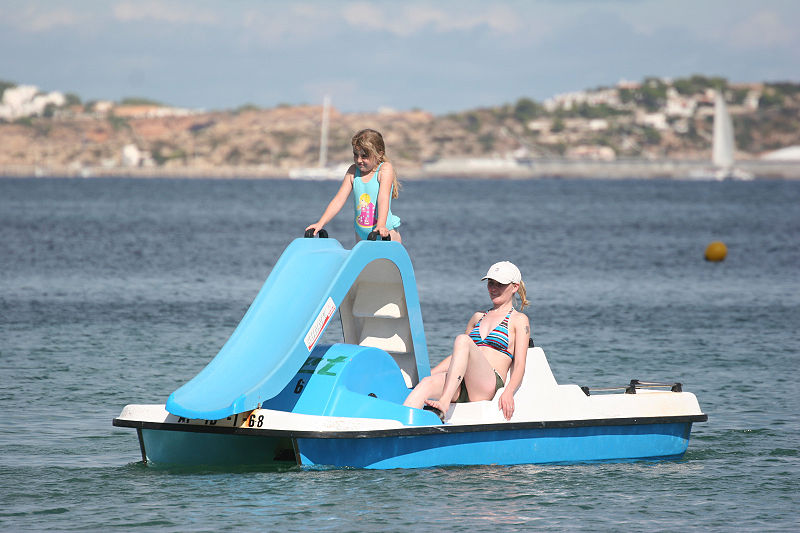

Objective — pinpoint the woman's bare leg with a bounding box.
[424,334,496,415]
[403,372,447,409]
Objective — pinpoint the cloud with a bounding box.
[728,10,797,48]
[238,5,345,47]
[301,79,359,106]
[234,2,528,46]
[2,1,219,33]
[112,1,217,25]
[2,6,90,32]
[340,2,523,37]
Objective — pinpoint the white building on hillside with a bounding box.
[636,111,668,130]
[544,88,621,112]
[0,85,66,120]
[665,88,697,117]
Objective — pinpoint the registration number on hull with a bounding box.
[166,410,261,429]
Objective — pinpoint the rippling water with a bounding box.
[1,177,798,531]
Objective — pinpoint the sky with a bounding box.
[1,0,799,114]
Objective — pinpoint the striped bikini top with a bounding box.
[469,308,514,359]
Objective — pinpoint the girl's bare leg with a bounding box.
[389,229,402,243]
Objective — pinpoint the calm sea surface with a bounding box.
[1,177,798,531]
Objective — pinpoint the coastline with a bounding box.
[2,158,799,180]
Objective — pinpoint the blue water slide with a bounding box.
[165,237,429,420]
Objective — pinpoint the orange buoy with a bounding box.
[705,241,727,262]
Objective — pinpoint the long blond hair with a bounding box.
[516,280,530,310]
[352,128,400,198]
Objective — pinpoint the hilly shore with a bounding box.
[2,76,799,179]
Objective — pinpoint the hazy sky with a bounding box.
[2,1,798,113]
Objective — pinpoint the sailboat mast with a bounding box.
[318,95,330,168]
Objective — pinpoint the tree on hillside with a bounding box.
[513,98,543,123]
[673,75,728,95]
[119,97,164,107]
[0,80,16,100]
[618,78,669,111]
[639,77,668,111]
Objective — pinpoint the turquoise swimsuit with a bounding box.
[353,162,401,240]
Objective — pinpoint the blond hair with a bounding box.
[352,128,400,199]
[516,280,530,310]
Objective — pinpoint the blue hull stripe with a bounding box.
[131,420,696,468]
[296,422,693,469]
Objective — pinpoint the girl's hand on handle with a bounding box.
[305,222,324,235]
[375,226,389,238]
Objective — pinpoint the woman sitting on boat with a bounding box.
[403,261,530,420]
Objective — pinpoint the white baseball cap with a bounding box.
[481,261,521,284]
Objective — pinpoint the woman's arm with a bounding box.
[498,312,531,420]
[430,356,451,375]
[464,311,482,335]
[306,167,355,233]
[374,162,396,237]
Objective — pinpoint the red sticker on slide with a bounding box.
[304,297,336,351]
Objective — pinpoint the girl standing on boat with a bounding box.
[403,261,530,421]
[306,129,402,242]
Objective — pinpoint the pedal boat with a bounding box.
[113,236,707,469]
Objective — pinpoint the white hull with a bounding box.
[114,348,706,468]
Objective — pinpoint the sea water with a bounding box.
[0,177,798,531]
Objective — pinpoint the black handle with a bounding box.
[304,229,328,238]
[367,231,391,241]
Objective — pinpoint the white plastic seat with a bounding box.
[358,319,410,354]
[351,282,406,319]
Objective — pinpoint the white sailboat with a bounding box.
[289,96,349,180]
[712,91,753,180]
[690,91,753,181]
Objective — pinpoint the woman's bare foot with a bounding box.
[424,398,450,416]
